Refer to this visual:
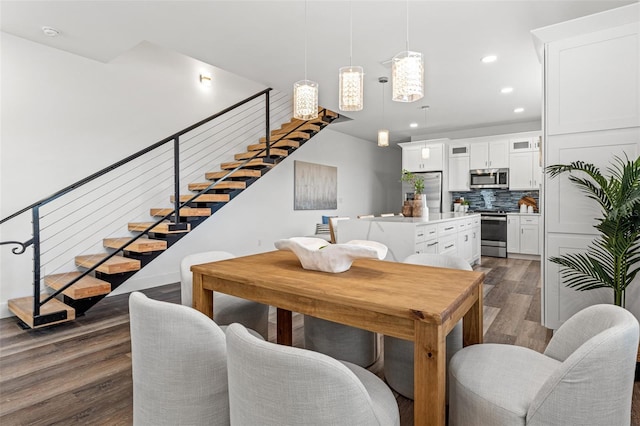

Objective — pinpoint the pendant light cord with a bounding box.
[304,0,308,80]
[349,1,353,67]
[405,0,409,51]
[381,81,385,127]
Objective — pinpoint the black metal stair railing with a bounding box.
[0,87,330,326]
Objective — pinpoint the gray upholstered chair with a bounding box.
[225,323,400,426]
[383,253,472,399]
[304,316,378,367]
[180,251,269,339]
[449,304,640,426]
[128,291,230,426]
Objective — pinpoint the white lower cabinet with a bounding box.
[338,215,480,264]
[507,214,540,255]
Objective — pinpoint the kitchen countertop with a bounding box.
[357,212,479,224]
[507,212,540,216]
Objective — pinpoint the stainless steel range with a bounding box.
[477,210,508,258]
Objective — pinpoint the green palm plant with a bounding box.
[546,155,640,307]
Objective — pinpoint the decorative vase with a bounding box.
[412,194,428,217]
[402,201,413,217]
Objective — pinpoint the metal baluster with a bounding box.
[32,206,41,317]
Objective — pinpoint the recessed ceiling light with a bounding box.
[409,122,418,128]
[42,26,60,37]
[481,55,497,64]
[514,107,524,113]
[501,87,514,94]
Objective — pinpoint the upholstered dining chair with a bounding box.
[129,291,230,426]
[180,251,269,339]
[383,253,472,399]
[225,323,400,426]
[449,304,639,426]
[304,316,378,367]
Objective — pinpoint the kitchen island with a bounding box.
[338,213,481,264]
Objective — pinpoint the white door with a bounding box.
[509,152,534,190]
[507,215,520,253]
[488,140,509,168]
[448,156,470,191]
[520,224,539,255]
[469,142,489,169]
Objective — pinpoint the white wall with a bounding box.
[0,32,401,317]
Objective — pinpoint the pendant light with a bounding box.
[378,77,389,147]
[338,2,364,111]
[293,1,318,120]
[392,0,424,102]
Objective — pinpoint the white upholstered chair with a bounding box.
[129,291,230,426]
[449,304,639,426]
[304,316,378,367]
[180,251,269,339]
[225,323,400,426]
[383,253,472,399]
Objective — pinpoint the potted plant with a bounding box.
[401,169,427,217]
[545,155,640,308]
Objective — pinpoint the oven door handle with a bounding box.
[481,216,507,221]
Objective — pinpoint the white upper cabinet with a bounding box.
[469,140,509,169]
[546,23,640,135]
[449,143,470,157]
[448,156,470,191]
[399,142,444,172]
[509,151,542,190]
[510,136,540,153]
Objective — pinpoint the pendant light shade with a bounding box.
[339,66,364,111]
[378,76,389,147]
[293,80,319,120]
[378,129,389,147]
[421,147,430,159]
[392,51,424,102]
[293,1,318,121]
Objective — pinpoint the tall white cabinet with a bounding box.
[532,4,640,329]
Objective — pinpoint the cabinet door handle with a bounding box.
[521,229,524,234]
[465,235,468,242]
[445,243,454,249]
[417,233,424,237]
[427,242,438,247]
[444,226,454,231]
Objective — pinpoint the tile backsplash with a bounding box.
[451,189,539,212]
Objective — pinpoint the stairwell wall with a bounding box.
[0,32,401,317]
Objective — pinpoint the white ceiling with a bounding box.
[1,0,637,144]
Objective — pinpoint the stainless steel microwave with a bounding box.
[469,168,509,189]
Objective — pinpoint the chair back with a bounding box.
[180,250,235,307]
[328,216,350,244]
[129,292,229,426]
[527,304,639,425]
[226,323,384,426]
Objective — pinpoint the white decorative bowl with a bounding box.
[274,237,388,273]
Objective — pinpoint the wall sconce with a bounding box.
[199,73,212,87]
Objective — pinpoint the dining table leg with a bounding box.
[463,284,484,346]
[413,320,446,426]
[277,308,293,346]
[192,272,213,318]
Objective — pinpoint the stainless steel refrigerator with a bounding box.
[402,171,443,213]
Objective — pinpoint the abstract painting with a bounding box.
[294,160,337,210]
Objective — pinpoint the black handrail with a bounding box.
[0,88,273,226]
[0,87,275,319]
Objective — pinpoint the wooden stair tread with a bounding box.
[187,181,246,191]
[103,237,168,253]
[170,194,230,203]
[234,148,288,160]
[75,254,141,274]
[260,131,309,143]
[8,295,75,329]
[44,272,111,299]
[220,159,275,170]
[248,140,300,151]
[128,222,191,234]
[272,123,320,136]
[321,108,338,118]
[206,169,262,180]
[150,207,211,217]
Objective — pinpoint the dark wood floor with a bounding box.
[1,257,638,425]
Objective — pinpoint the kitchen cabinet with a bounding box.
[448,156,469,191]
[469,140,509,169]
[509,151,542,190]
[507,214,539,255]
[532,5,640,329]
[399,142,444,172]
[449,143,470,157]
[510,136,540,153]
[338,214,481,265]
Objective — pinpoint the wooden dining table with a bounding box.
[191,249,484,426]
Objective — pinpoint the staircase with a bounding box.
[6,103,338,329]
